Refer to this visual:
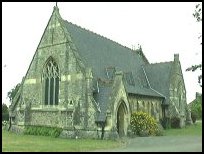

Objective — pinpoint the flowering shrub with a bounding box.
[130,111,159,136]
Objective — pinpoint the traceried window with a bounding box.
[42,57,59,105]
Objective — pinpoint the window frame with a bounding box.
[42,57,60,106]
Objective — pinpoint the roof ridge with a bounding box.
[148,61,173,65]
[65,20,133,52]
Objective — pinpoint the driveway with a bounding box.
[92,136,202,152]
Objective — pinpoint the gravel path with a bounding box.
[92,136,202,152]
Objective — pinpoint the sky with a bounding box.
[2,2,202,106]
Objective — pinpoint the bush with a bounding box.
[170,117,181,128]
[155,123,164,136]
[191,111,197,123]
[2,113,9,121]
[190,99,202,120]
[130,111,160,136]
[24,126,62,138]
[2,103,9,121]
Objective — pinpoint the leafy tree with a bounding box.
[7,83,21,102]
[2,103,9,121]
[191,100,202,120]
[193,3,202,23]
[191,111,197,123]
[189,93,202,122]
[186,3,202,87]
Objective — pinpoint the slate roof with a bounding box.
[144,62,174,104]
[93,85,112,122]
[64,21,145,79]
[125,84,164,98]
[63,20,170,121]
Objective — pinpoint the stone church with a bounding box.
[9,6,192,139]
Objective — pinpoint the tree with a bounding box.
[190,95,202,120]
[2,103,9,121]
[7,83,21,102]
[186,3,202,87]
[193,3,202,23]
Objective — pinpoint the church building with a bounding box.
[9,5,192,139]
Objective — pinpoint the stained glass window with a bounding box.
[43,58,59,105]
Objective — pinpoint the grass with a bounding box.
[2,122,202,151]
[164,121,202,136]
[2,130,122,152]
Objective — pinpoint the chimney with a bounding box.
[174,53,179,62]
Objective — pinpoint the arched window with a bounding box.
[43,57,59,105]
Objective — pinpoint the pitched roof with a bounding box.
[144,62,173,103]
[64,21,163,94]
[94,85,112,122]
[63,20,168,121]
[125,84,164,98]
[64,21,144,78]
[124,66,163,98]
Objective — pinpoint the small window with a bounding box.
[106,67,116,79]
[125,72,135,86]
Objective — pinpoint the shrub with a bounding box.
[190,99,202,120]
[130,111,160,136]
[170,117,181,128]
[155,122,164,136]
[2,103,9,121]
[191,111,197,123]
[24,125,62,138]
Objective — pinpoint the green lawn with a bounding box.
[2,122,202,152]
[164,121,202,136]
[2,130,122,152]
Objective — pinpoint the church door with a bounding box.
[117,102,126,137]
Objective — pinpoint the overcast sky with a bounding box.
[2,2,202,105]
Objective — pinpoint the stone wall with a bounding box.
[106,71,130,136]
[11,6,96,131]
[128,94,163,121]
[168,54,192,127]
[30,110,70,128]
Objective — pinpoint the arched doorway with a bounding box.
[116,102,127,137]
